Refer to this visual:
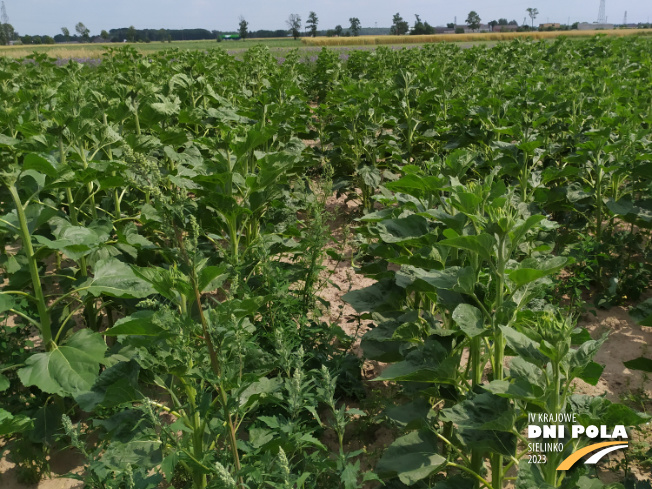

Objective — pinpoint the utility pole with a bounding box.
[597,0,606,23]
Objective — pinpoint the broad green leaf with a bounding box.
[509,215,545,248]
[150,95,181,116]
[630,299,652,326]
[76,360,143,412]
[385,399,432,429]
[452,303,485,338]
[569,395,650,428]
[198,265,229,293]
[501,326,548,367]
[623,357,652,373]
[396,266,474,294]
[342,279,403,313]
[566,334,608,382]
[101,439,162,469]
[484,379,542,402]
[441,392,516,433]
[0,294,17,314]
[375,430,446,485]
[440,234,495,262]
[372,214,430,244]
[34,219,111,261]
[239,377,281,408]
[515,461,555,489]
[23,153,61,178]
[82,258,156,299]
[385,174,446,199]
[104,311,164,336]
[508,356,546,390]
[508,256,568,289]
[360,318,405,362]
[18,330,107,397]
[359,164,381,189]
[0,408,33,436]
[0,374,9,392]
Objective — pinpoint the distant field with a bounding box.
[303,28,652,46]
[3,29,650,60]
[0,37,303,59]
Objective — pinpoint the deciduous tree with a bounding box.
[390,13,409,35]
[349,17,361,37]
[466,11,481,31]
[61,26,70,41]
[75,21,90,42]
[286,14,301,39]
[306,11,318,37]
[127,25,136,42]
[239,16,248,40]
[526,8,539,28]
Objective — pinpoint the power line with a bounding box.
[597,0,606,23]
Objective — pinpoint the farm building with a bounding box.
[578,22,614,30]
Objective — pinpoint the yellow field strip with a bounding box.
[302,29,652,46]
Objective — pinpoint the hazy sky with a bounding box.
[5,0,651,36]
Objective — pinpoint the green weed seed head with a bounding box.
[124,465,135,489]
[294,346,305,370]
[320,364,336,405]
[214,461,237,488]
[277,447,291,485]
[123,145,162,198]
[61,414,76,443]
[188,214,200,253]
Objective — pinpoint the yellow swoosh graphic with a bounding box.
[557,441,628,470]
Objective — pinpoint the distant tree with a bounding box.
[42,35,55,44]
[447,22,455,29]
[61,26,70,41]
[349,17,361,37]
[21,34,32,44]
[498,18,508,25]
[75,21,90,42]
[326,29,335,37]
[334,24,343,36]
[508,19,518,25]
[0,1,12,45]
[390,12,409,35]
[127,25,136,42]
[0,22,14,45]
[488,20,498,28]
[286,14,301,39]
[466,11,481,31]
[412,14,434,35]
[158,28,167,42]
[239,16,248,39]
[526,8,539,28]
[306,11,318,37]
[100,29,109,41]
